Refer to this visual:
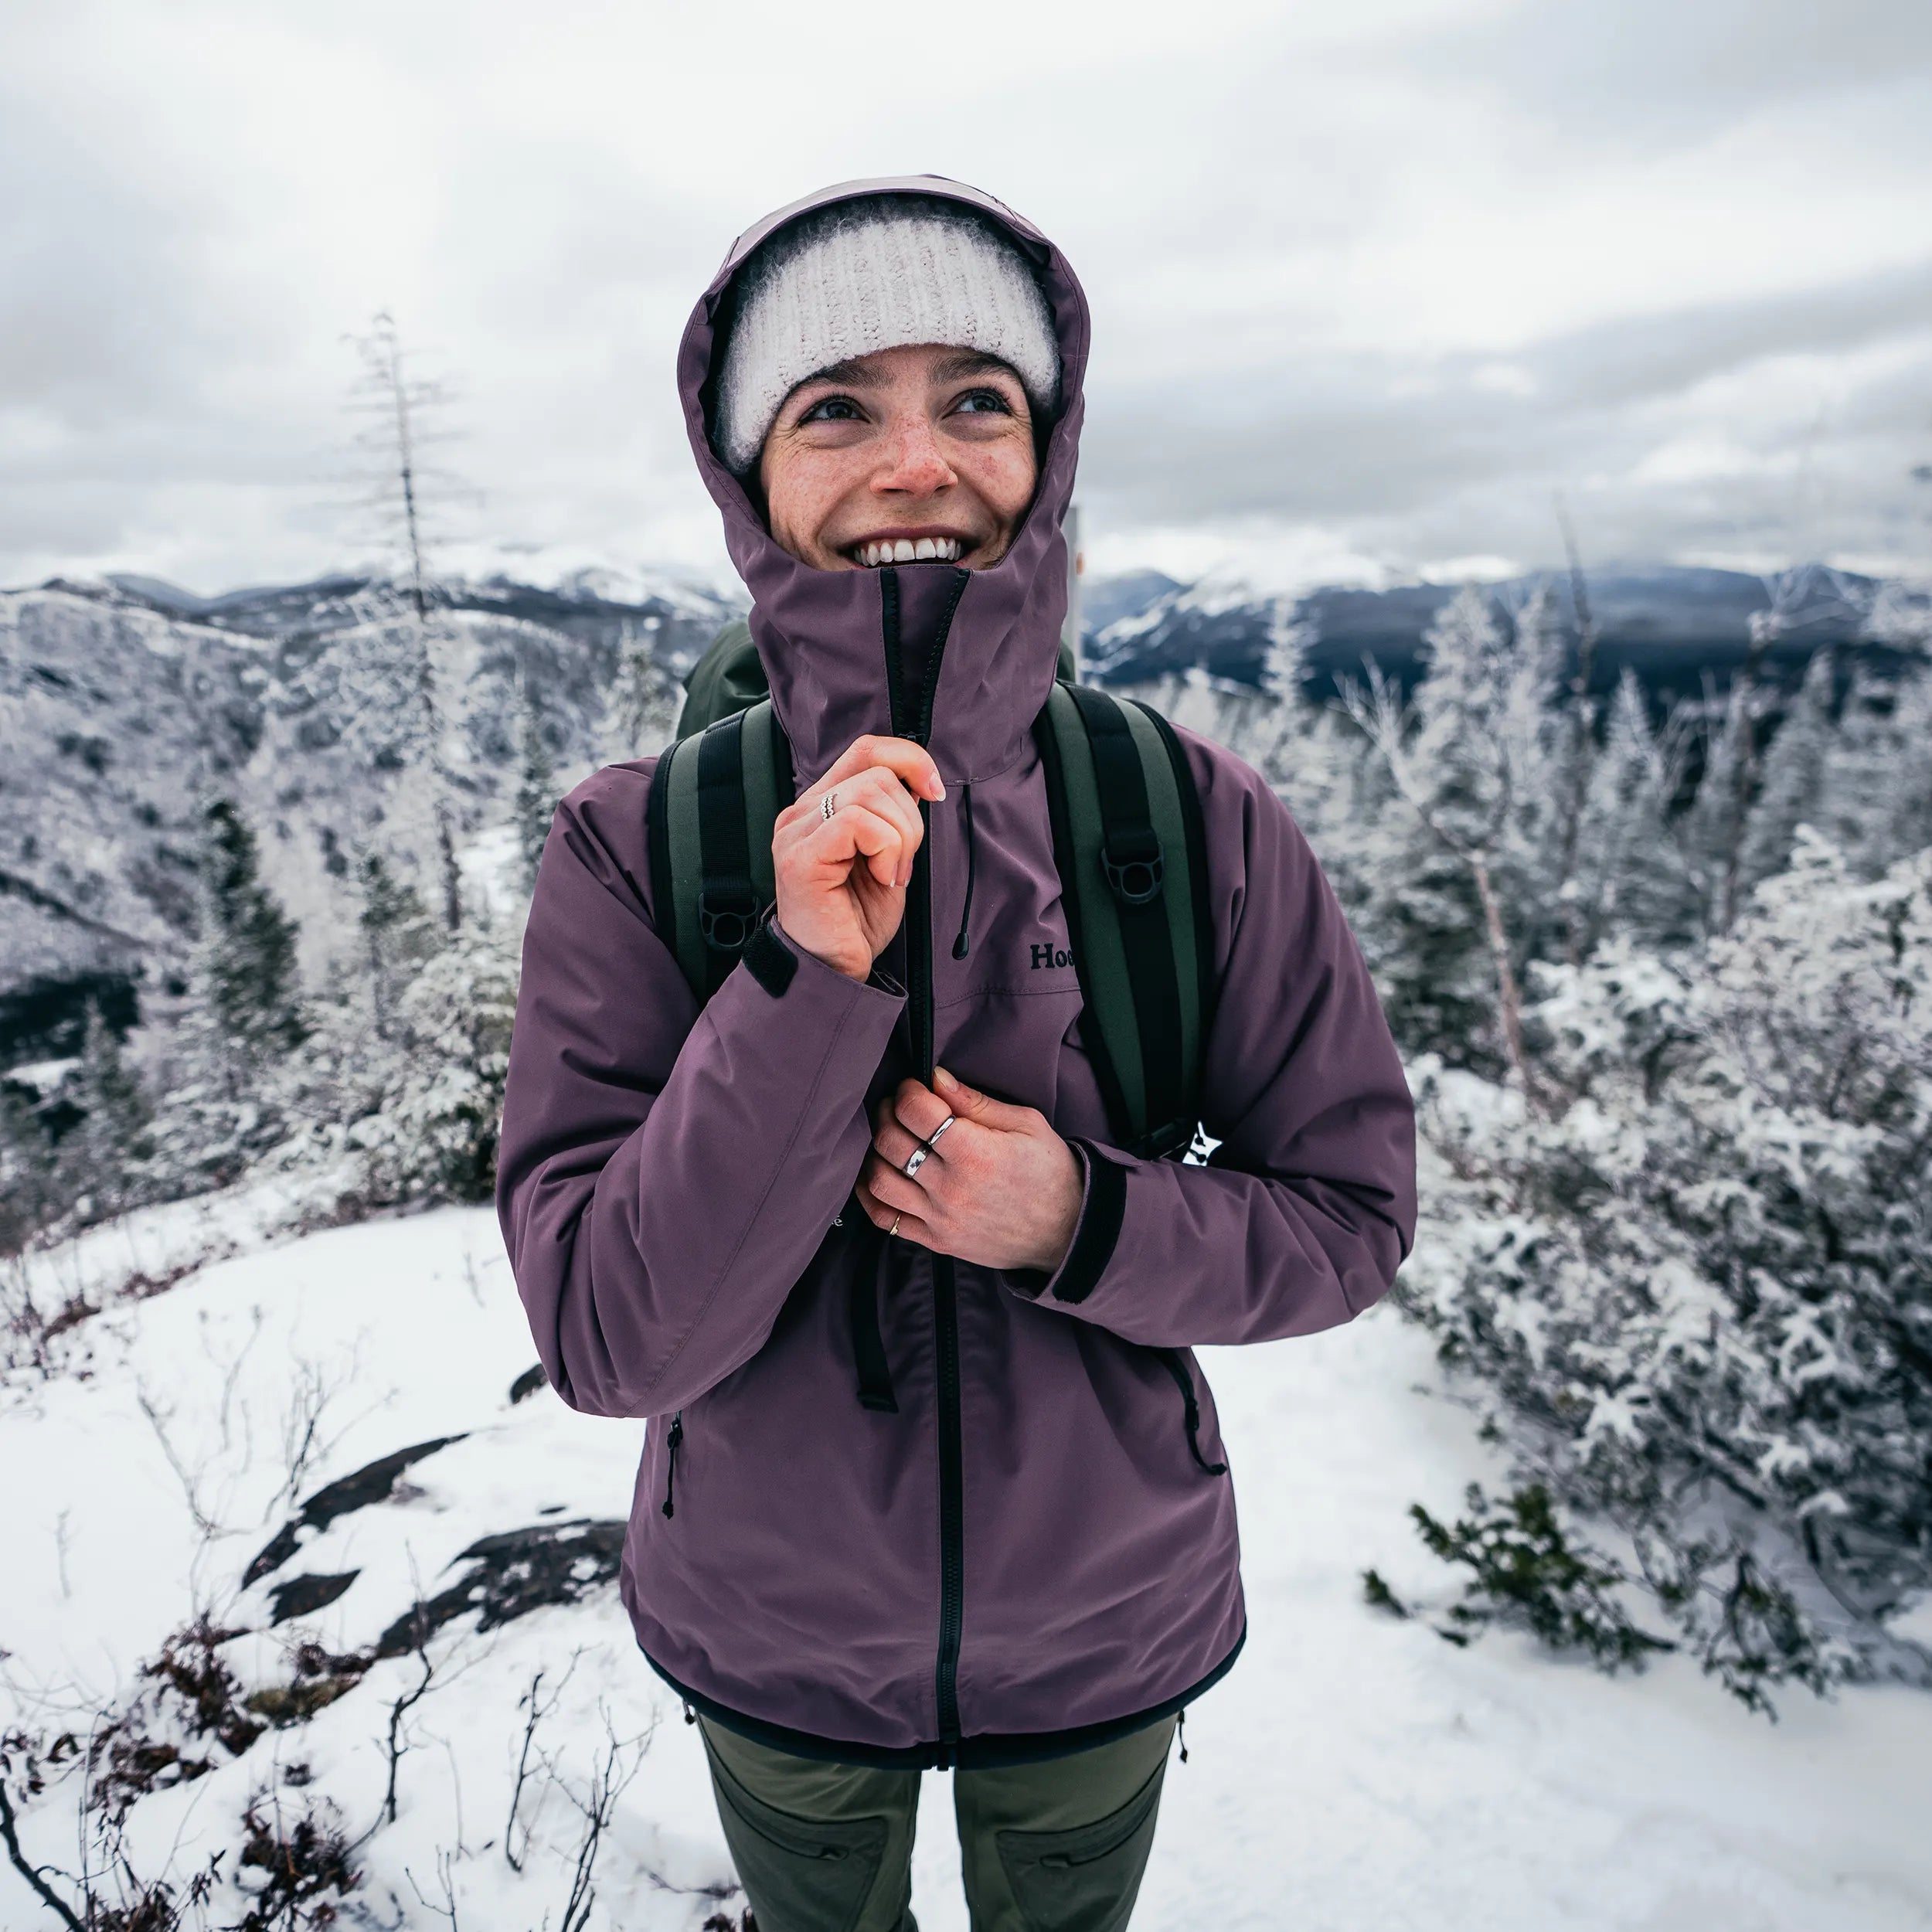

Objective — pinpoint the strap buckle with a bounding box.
[1102,825,1165,906]
[698,883,760,952]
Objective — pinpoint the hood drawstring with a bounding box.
[951,781,978,960]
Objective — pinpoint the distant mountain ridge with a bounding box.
[1083,563,1886,702]
[0,558,1905,1070]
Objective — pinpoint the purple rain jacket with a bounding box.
[497,176,1417,1770]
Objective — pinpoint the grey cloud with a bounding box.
[1404,0,1932,140]
[1081,259,1932,527]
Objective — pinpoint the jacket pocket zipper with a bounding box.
[661,1410,684,1518]
[1155,1349,1228,1475]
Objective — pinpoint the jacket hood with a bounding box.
[676,175,1090,787]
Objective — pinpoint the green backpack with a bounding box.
[647,621,1214,1158]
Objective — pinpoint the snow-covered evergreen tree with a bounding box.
[346,916,519,1205]
[60,1002,155,1222]
[1408,835,1932,1695]
[1736,648,1835,896]
[198,798,306,1065]
[145,799,308,1193]
[600,616,682,762]
[514,670,558,893]
[356,849,440,1041]
[1817,663,1932,878]
[1567,670,1699,953]
[1342,585,1563,1087]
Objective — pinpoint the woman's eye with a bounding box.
[951,388,1013,417]
[798,395,865,424]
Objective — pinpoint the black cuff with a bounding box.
[743,913,798,998]
[1047,1139,1128,1304]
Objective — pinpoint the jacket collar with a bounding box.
[675,175,1090,787]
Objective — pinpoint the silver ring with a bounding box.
[902,1144,930,1180]
[820,791,838,821]
[924,1114,956,1148]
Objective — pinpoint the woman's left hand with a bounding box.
[859,1066,1083,1275]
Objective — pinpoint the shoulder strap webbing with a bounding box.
[646,699,794,1002]
[1033,683,1215,1158]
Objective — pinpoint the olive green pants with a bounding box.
[698,1713,1178,1932]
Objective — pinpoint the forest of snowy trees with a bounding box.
[1148,568,1932,1712]
[4,564,1930,1722]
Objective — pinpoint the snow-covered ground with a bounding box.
[3,1199,1928,1930]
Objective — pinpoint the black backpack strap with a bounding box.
[646,698,794,1002]
[1033,683,1212,1158]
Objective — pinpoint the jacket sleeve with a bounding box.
[495,760,905,1419]
[1007,726,1417,1346]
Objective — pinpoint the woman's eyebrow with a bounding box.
[931,352,1015,383]
[796,358,886,390]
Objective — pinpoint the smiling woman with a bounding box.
[759,342,1039,573]
[498,173,1417,1932]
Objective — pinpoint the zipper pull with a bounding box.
[661,1411,683,1519]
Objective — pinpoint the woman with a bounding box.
[498,177,1417,1932]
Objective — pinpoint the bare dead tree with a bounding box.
[504,1651,587,1874]
[551,1702,655,1932]
[405,1845,463,1931]
[1553,494,1600,962]
[343,312,471,934]
[0,1737,86,1932]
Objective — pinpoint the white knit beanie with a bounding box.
[712,194,1060,475]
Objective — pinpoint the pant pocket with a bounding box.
[706,1748,889,1932]
[993,1757,1167,1932]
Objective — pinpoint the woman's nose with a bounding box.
[872,415,957,497]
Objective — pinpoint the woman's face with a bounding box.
[757,343,1039,573]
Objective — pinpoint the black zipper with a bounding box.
[660,1410,683,1517]
[881,564,971,1761]
[1154,1349,1228,1475]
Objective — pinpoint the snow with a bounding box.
[3,1204,1929,1930]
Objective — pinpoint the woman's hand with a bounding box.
[774,734,944,982]
[858,1066,1083,1275]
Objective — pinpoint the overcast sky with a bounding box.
[4,0,1930,597]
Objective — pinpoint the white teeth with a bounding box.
[854,536,963,566]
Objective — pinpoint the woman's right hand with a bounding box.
[774,735,945,982]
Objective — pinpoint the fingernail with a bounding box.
[934,1066,958,1091]
[932,778,947,801]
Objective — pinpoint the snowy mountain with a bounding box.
[0,558,1891,1072]
[1087,563,1883,697]
[0,572,738,1069]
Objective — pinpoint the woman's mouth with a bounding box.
[845,535,967,567]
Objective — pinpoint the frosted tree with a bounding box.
[344,312,468,931]
[146,800,308,1192]
[198,799,306,1065]
[514,667,558,893]
[1407,835,1932,1703]
[1817,662,1932,878]
[347,916,521,1205]
[356,849,440,1040]
[1566,671,1700,951]
[1340,584,1561,1093]
[601,616,682,762]
[61,1002,155,1222]
[1736,647,1835,895]
[1550,503,1603,960]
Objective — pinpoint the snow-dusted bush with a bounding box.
[341,917,520,1206]
[1404,835,1932,1700]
